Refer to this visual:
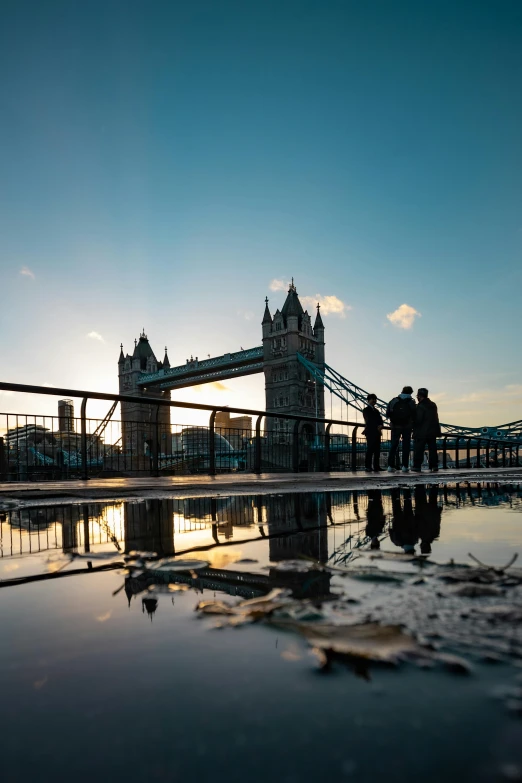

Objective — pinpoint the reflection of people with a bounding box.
[386,386,417,473]
[415,485,442,555]
[365,489,386,549]
[390,488,417,553]
[412,388,441,473]
[363,394,384,472]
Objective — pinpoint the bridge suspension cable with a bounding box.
[296,353,521,443]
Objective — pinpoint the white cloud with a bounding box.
[20,266,35,280]
[386,303,421,330]
[87,331,105,342]
[269,278,289,292]
[301,294,350,318]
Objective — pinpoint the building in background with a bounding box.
[58,399,75,433]
[215,410,252,449]
[5,424,52,450]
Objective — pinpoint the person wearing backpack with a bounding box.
[412,388,442,472]
[386,385,417,472]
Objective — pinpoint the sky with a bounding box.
[1,0,521,428]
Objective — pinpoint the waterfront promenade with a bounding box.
[1,466,521,503]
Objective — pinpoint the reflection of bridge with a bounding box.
[2,484,520,575]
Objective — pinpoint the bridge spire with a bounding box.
[262,296,272,325]
[314,302,324,330]
[163,346,170,369]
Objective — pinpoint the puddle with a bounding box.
[1,482,522,782]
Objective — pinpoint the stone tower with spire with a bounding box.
[118,331,172,458]
[262,280,325,438]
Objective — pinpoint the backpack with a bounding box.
[390,397,412,426]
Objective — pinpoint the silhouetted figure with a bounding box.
[412,388,441,472]
[365,489,386,549]
[414,485,442,554]
[363,394,384,472]
[386,386,417,473]
[390,488,417,553]
[142,596,158,620]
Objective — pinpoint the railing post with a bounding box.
[476,439,481,469]
[83,505,90,553]
[466,438,471,469]
[442,435,448,469]
[209,410,217,476]
[80,397,89,481]
[485,440,490,468]
[254,415,263,475]
[325,422,332,472]
[516,445,520,467]
[502,443,506,468]
[0,437,6,480]
[455,437,460,470]
[292,419,301,472]
[351,425,359,472]
[509,444,513,468]
[152,405,160,477]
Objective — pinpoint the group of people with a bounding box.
[365,485,442,555]
[362,385,441,473]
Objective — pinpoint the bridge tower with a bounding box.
[118,331,171,458]
[262,281,325,438]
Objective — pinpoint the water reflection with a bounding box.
[0,483,521,572]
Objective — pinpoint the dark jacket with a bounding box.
[414,485,441,546]
[362,405,383,437]
[365,489,386,538]
[386,395,417,430]
[389,488,418,549]
[413,398,441,440]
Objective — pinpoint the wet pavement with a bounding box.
[1,466,521,503]
[1,482,522,782]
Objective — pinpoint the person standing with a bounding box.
[386,386,417,473]
[412,388,441,472]
[414,484,442,555]
[390,487,417,554]
[365,488,386,549]
[363,393,384,472]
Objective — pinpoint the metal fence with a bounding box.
[0,381,520,482]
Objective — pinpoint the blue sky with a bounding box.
[1,0,521,426]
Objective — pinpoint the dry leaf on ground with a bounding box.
[271,621,421,663]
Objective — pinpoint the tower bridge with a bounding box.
[118,280,521,450]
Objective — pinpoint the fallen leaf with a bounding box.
[272,621,421,663]
[195,600,237,615]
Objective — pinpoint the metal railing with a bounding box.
[0,381,520,482]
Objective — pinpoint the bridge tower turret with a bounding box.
[262,280,325,439]
[118,331,171,462]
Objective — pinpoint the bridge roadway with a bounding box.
[1,467,521,504]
